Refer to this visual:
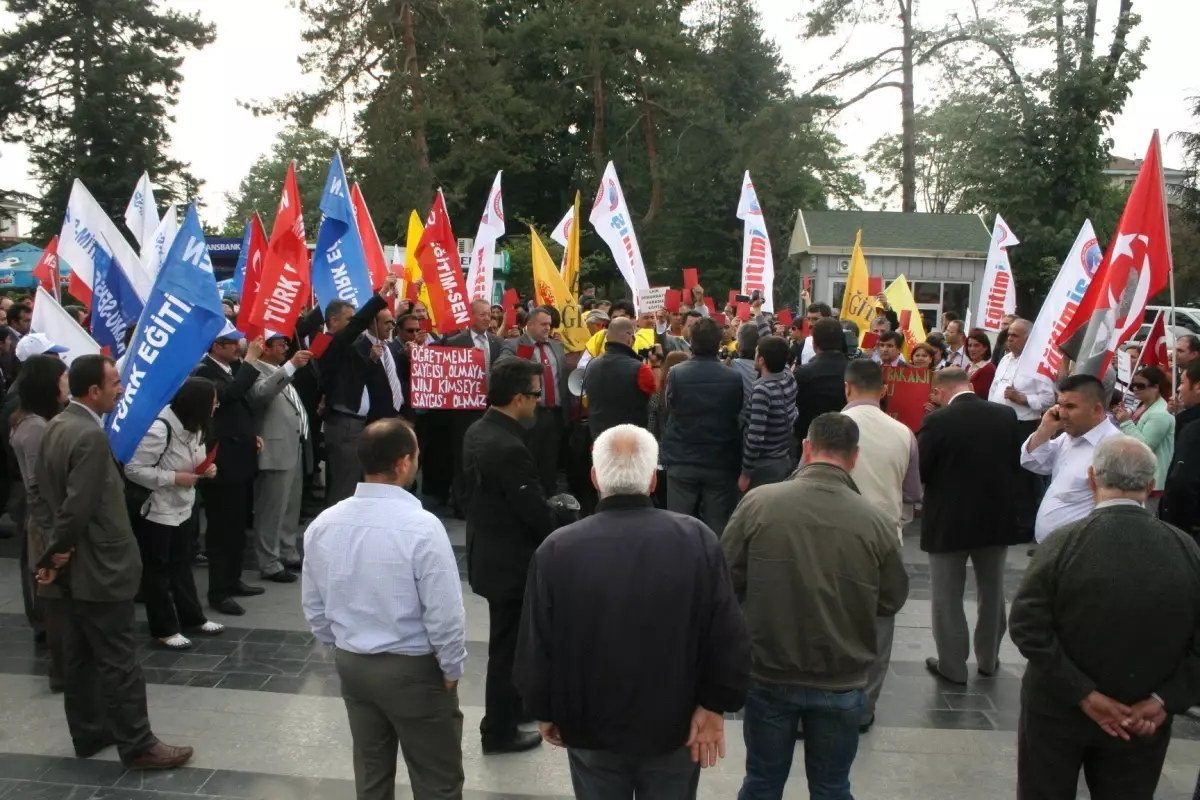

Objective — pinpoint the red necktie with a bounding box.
[537,344,556,407]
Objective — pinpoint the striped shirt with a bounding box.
[742,370,799,476]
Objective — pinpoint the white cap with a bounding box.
[16,333,68,361]
[264,329,289,342]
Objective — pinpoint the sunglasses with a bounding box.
[521,390,543,398]
[1131,382,1151,390]
[403,328,421,334]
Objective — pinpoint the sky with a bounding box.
[0,0,1196,233]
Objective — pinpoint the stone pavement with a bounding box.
[1,516,1198,800]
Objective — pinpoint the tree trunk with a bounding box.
[899,0,917,213]
[591,39,606,177]
[1081,0,1098,66]
[1054,0,1068,82]
[636,62,661,225]
[400,2,431,191]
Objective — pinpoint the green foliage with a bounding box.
[0,0,214,242]
[221,126,341,236]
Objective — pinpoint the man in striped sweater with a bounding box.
[739,336,799,492]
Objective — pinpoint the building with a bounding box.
[1105,157,1188,205]
[0,196,26,243]
[788,209,991,332]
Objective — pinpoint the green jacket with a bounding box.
[721,463,909,691]
[1121,397,1175,490]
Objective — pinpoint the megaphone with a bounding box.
[567,368,586,397]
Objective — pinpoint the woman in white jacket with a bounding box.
[126,378,224,649]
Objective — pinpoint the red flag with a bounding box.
[235,213,268,340]
[248,162,310,337]
[1139,311,1169,369]
[1056,132,1172,376]
[416,190,471,333]
[33,236,60,300]
[351,183,389,292]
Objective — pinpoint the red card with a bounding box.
[803,275,811,294]
[778,308,793,327]
[683,268,699,291]
[868,276,883,295]
[728,289,739,304]
[802,319,810,338]
[703,296,716,314]
[861,332,880,350]
[736,302,751,322]
[663,289,681,313]
[309,332,332,359]
[418,318,433,332]
[713,313,727,327]
[517,344,535,360]
[195,443,219,476]
[502,288,519,309]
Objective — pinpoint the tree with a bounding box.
[0,0,214,241]
[222,126,341,236]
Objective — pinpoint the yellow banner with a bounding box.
[530,226,589,353]
[840,230,874,343]
[403,210,437,331]
[562,191,581,298]
[884,274,928,357]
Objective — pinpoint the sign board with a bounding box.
[409,345,488,410]
[883,366,933,432]
[637,286,669,314]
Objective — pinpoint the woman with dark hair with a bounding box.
[126,377,224,649]
[1114,365,1175,506]
[10,354,68,691]
[966,329,996,398]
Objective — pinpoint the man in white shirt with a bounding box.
[303,418,467,800]
[941,320,969,370]
[1020,374,1124,543]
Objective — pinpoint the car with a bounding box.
[1143,306,1200,335]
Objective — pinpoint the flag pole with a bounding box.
[1156,130,1179,401]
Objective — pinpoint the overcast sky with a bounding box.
[0,0,1194,232]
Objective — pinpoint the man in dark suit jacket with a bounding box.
[1161,359,1200,541]
[498,306,570,496]
[462,358,558,755]
[443,299,505,511]
[917,368,1024,685]
[793,318,851,441]
[31,355,192,769]
[193,326,267,616]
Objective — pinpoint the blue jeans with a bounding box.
[739,681,864,800]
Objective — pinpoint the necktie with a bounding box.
[379,344,405,412]
[537,343,556,407]
[475,332,490,372]
[284,383,308,439]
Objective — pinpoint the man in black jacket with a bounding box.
[583,317,655,439]
[661,316,744,537]
[917,368,1023,685]
[193,326,266,616]
[793,318,850,441]
[463,358,558,755]
[1160,359,1200,541]
[514,424,749,792]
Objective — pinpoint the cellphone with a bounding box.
[1050,407,1061,421]
[734,293,752,303]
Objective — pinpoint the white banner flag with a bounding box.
[974,214,1019,333]
[736,171,775,313]
[465,171,505,302]
[59,179,154,305]
[124,171,158,251]
[589,162,650,304]
[143,204,178,280]
[31,286,100,365]
[551,205,574,277]
[1014,220,1103,387]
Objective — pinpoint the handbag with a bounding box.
[124,418,172,519]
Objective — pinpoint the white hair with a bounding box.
[1092,435,1156,493]
[592,424,658,497]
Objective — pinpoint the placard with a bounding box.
[663,289,681,313]
[883,366,932,432]
[637,287,669,313]
[410,346,487,410]
[777,308,793,327]
[682,268,699,291]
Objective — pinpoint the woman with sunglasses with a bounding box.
[1113,365,1175,511]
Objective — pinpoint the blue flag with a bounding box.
[107,204,227,463]
[311,152,373,311]
[229,218,253,299]
[91,246,144,358]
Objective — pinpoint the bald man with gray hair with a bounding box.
[514,424,749,798]
[1010,435,1200,800]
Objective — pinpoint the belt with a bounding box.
[329,407,366,421]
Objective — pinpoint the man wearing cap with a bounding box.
[193,324,267,616]
[249,332,313,583]
[584,309,609,337]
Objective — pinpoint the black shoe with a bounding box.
[284,560,303,572]
[859,713,875,734]
[231,582,265,597]
[209,597,245,616]
[263,570,297,584]
[482,730,543,755]
[33,629,47,644]
[925,657,967,686]
[978,663,999,678]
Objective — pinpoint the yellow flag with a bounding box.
[530,226,589,353]
[840,230,875,343]
[403,210,437,331]
[884,274,928,357]
[562,191,581,298]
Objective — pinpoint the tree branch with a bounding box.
[806,47,905,94]
[1102,0,1135,87]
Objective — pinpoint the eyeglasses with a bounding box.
[403,328,421,334]
[521,390,543,398]
[1131,382,1151,390]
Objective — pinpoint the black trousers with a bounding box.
[451,410,485,511]
[1015,419,1046,541]
[416,412,454,501]
[62,598,156,762]
[199,481,250,603]
[133,516,207,638]
[526,406,563,497]
[1017,704,1170,800]
[480,597,524,743]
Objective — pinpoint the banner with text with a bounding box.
[409,345,487,410]
[883,365,933,432]
[465,171,505,303]
[589,161,650,305]
[417,191,472,333]
[637,287,669,314]
[737,171,775,313]
[311,152,374,313]
[974,214,1019,334]
[247,162,309,337]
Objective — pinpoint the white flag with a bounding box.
[31,286,100,366]
[1014,220,1103,388]
[125,172,158,251]
[143,204,178,279]
[59,179,154,305]
[974,214,1019,334]
[551,205,574,277]
[589,162,650,304]
[465,171,505,303]
[736,171,775,313]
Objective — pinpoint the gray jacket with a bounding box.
[499,334,571,423]
[126,408,208,527]
[251,360,308,472]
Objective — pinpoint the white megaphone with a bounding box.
[567,368,586,397]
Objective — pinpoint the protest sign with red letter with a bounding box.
[417,191,472,333]
[883,366,932,431]
[410,345,487,409]
[235,213,268,340]
[248,162,309,337]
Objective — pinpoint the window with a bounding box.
[831,281,847,309]
[942,283,971,320]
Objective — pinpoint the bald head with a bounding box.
[607,316,636,347]
[931,367,971,406]
[1005,318,1031,356]
[591,424,658,497]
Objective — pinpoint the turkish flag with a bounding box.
[1139,311,1169,370]
[235,213,268,340]
[248,161,311,337]
[416,191,471,333]
[351,183,389,292]
[33,236,60,300]
[1056,132,1172,376]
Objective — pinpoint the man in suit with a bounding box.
[918,368,1024,685]
[1160,359,1200,541]
[499,306,569,496]
[355,301,409,423]
[444,299,505,509]
[320,275,397,505]
[249,332,313,583]
[462,358,559,754]
[32,355,192,769]
[794,318,851,442]
[194,324,267,616]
